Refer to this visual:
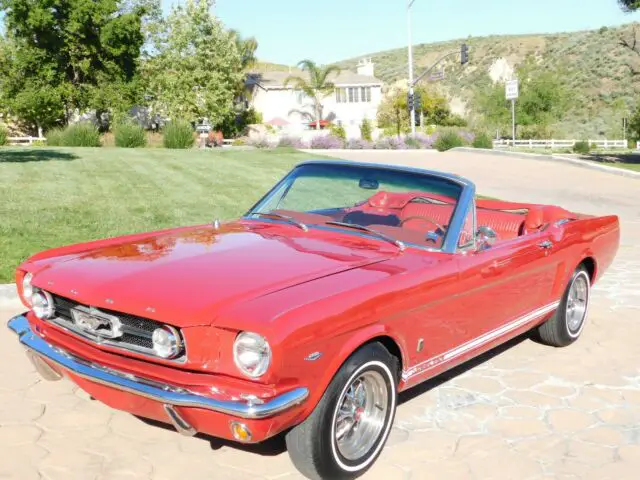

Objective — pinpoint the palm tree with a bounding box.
[230,30,258,71]
[284,60,341,130]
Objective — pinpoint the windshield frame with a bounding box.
[245,160,477,254]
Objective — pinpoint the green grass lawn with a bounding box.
[0,147,313,283]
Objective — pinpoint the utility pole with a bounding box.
[407,0,416,135]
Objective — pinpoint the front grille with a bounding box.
[49,294,183,360]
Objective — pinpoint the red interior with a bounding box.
[275,191,576,248]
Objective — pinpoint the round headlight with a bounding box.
[233,332,271,378]
[32,290,55,319]
[22,272,34,305]
[152,326,181,359]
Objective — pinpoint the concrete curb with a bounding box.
[299,149,440,154]
[0,283,21,309]
[452,147,640,180]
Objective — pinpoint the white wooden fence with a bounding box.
[8,136,46,145]
[493,139,628,149]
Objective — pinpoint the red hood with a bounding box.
[27,221,396,327]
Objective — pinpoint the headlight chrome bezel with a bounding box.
[151,325,182,359]
[233,332,272,379]
[32,290,55,320]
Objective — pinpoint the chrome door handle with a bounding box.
[538,240,553,249]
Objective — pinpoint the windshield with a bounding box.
[248,163,465,249]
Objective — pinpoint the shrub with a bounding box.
[64,122,101,147]
[310,135,344,149]
[346,138,373,149]
[163,121,194,149]
[329,124,346,140]
[573,140,591,154]
[45,123,101,147]
[46,128,65,146]
[440,114,468,127]
[278,136,306,149]
[360,119,373,141]
[433,131,464,151]
[404,135,422,149]
[472,132,494,149]
[0,126,8,146]
[374,137,407,150]
[247,136,274,149]
[232,138,247,146]
[114,122,147,148]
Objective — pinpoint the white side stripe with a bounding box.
[401,301,560,381]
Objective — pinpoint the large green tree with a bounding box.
[474,57,569,137]
[377,86,452,135]
[144,0,242,126]
[0,0,151,132]
[284,60,341,130]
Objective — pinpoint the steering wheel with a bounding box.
[400,215,445,233]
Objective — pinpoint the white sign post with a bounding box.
[505,79,519,145]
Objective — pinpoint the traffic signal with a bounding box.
[414,92,422,112]
[461,43,469,65]
[407,92,414,111]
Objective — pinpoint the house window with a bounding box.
[335,88,347,103]
[348,87,355,103]
[361,87,372,102]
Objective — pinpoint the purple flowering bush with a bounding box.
[374,136,408,150]
[310,135,344,149]
[346,138,373,149]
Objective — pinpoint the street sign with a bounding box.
[505,79,519,100]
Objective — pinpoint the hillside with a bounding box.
[336,23,640,138]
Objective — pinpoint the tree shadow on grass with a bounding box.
[0,149,79,163]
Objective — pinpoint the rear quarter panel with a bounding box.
[547,215,620,299]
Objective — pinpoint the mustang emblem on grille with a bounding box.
[70,306,123,339]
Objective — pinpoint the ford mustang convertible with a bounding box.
[8,160,619,479]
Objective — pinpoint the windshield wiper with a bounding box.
[249,212,309,231]
[325,221,405,251]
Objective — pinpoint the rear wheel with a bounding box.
[537,265,591,347]
[285,343,398,480]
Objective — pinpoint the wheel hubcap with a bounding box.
[334,370,388,461]
[566,274,589,333]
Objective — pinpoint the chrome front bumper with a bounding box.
[8,314,309,420]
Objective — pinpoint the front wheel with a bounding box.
[285,342,398,480]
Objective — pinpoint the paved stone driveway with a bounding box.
[1,151,639,480]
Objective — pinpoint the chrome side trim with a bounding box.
[164,404,197,436]
[401,301,560,381]
[7,315,309,420]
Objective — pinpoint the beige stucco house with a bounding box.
[246,59,383,139]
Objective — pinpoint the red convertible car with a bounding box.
[8,160,619,479]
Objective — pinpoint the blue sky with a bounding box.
[163,0,639,65]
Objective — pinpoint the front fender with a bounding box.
[293,324,409,420]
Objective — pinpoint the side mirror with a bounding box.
[475,226,497,251]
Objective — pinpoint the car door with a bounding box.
[454,230,558,337]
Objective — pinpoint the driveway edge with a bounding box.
[298,149,440,154]
[451,147,640,179]
[0,283,20,308]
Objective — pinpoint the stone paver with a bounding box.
[1,150,639,479]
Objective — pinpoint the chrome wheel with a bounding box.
[334,370,389,461]
[566,272,589,334]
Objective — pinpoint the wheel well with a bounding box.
[580,257,597,282]
[364,336,403,380]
